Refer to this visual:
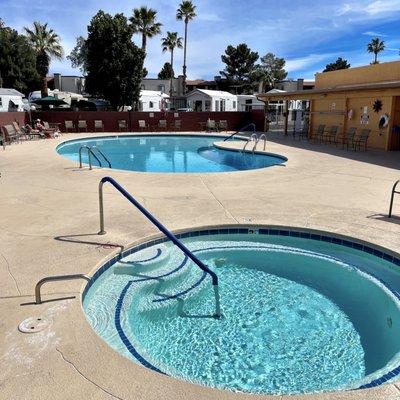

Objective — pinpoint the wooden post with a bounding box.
[284,100,289,135]
[342,96,349,145]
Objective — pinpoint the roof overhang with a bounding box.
[258,80,400,102]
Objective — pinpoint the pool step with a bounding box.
[113,245,171,275]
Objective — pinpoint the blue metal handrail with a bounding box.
[389,180,400,218]
[223,123,256,141]
[91,146,112,168]
[79,145,102,170]
[97,176,221,318]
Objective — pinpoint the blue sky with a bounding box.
[2,0,400,80]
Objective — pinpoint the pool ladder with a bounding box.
[242,133,267,154]
[79,145,112,170]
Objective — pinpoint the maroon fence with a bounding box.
[0,112,28,127]
[30,110,265,133]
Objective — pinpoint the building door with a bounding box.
[389,97,400,150]
[194,100,203,112]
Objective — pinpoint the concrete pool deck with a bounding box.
[1,131,400,399]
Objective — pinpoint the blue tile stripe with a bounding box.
[85,226,400,389]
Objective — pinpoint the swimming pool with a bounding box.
[83,226,400,395]
[56,135,286,173]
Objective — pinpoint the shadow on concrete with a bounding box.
[367,213,400,225]
[266,131,400,170]
[20,295,76,306]
[54,233,124,252]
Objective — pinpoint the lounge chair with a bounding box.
[65,120,75,132]
[158,120,167,130]
[323,125,339,145]
[118,120,127,132]
[94,120,104,132]
[138,120,149,131]
[219,120,228,132]
[354,129,370,151]
[172,120,181,131]
[312,124,325,143]
[2,125,21,144]
[12,122,29,140]
[78,120,87,132]
[342,127,357,150]
[24,124,45,139]
[206,119,218,132]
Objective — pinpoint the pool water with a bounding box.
[83,231,400,395]
[56,135,286,173]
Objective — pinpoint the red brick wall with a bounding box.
[31,110,265,133]
[0,112,28,127]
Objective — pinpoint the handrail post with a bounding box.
[389,180,400,218]
[35,274,91,304]
[97,176,221,318]
[98,180,106,235]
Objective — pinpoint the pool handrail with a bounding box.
[223,123,256,141]
[79,145,102,170]
[97,176,221,318]
[389,180,400,218]
[243,133,259,153]
[91,146,112,168]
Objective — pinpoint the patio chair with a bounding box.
[342,127,357,150]
[138,120,149,131]
[172,119,181,131]
[94,120,104,132]
[354,129,370,151]
[158,119,167,130]
[118,120,127,132]
[323,125,339,145]
[2,125,20,144]
[206,119,218,132]
[12,122,29,140]
[65,120,75,133]
[219,120,228,132]
[78,120,87,132]
[24,124,45,139]
[296,123,310,140]
[312,124,325,143]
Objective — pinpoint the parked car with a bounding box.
[177,107,193,112]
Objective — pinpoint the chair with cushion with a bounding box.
[219,120,228,132]
[118,120,127,132]
[172,120,181,131]
[138,120,149,131]
[2,125,20,144]
[65,120,75,133]
[94,120,104,132]
[206,119,218,132]
[158,119,167,131]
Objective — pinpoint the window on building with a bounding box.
[149,101,154,109]
[215,100,220,112]
[220,99,226,111]
[158,84,165,92]
[205,100,211,111]
[245,99,252,104]
[141,84,145,90]
[233,101,236,109]
[0,97,2,108]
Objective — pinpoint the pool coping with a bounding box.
[81,223,400,394]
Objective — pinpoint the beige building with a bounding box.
[260,61,400,150]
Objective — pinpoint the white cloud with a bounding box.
[197,13,224,22]
[362,31,387,36]
[285,54,334,73]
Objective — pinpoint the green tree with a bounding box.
[367,38,385,64]
[220,43,259,94]
[158,62,174,79]
[0,23,39,93]
[161,31,183,97]
[24,21,63,97]
[256,53,288,92]
[176,1,196,93]
[323,57,351,72]
[85,11,145,110]
[130,6,162,52]
[68,36,88,73]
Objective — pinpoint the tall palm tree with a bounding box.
[24,21,63,97]
[367,38,385,64]
[176,1,196,94]
[130,6,162,53]
[161,32,183,97]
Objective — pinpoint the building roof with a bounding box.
[0,88,24,97]
[140,90,169,98]
[187,89,237,98]
[258,80,400,101]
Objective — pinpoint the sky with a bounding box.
[2,0,400,80]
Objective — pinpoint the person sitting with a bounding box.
[34,119,56,138]
[24,124,46,139]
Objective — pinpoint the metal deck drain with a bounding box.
[18,317,52,333]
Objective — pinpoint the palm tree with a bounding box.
[24,21,63,97]
[176,1,196,94]
[161,32,183,97]
[367,38,385,64]
[130,6,162,53]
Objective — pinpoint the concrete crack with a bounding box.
[0,251,21,295]
[199,177,239,223]
[56,348,124,400]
